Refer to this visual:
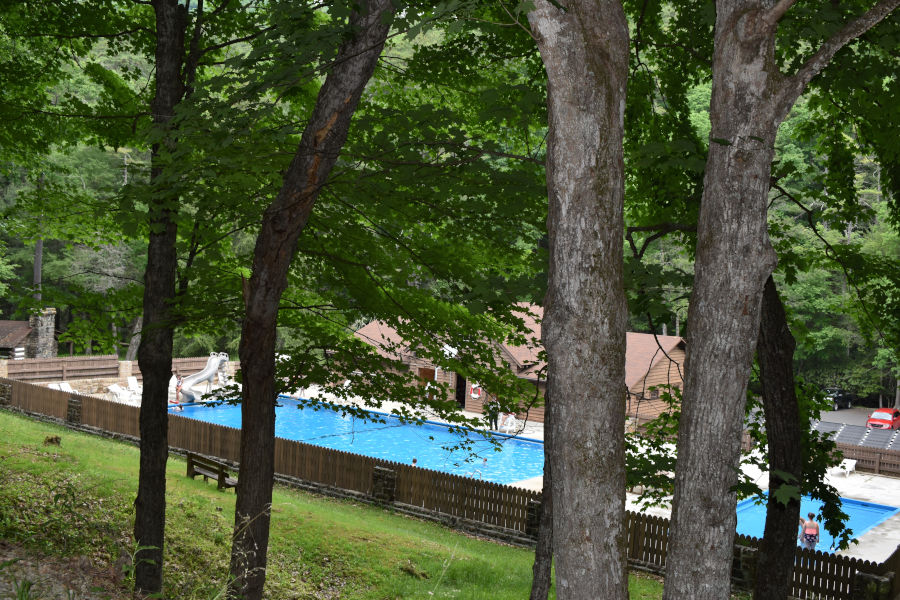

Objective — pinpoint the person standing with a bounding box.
[485,399,499,430]
[799,512,820,550]
[174,370,184,410]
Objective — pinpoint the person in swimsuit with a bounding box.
[799,512,820,550]
[173,370,184,411]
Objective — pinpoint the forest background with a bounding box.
[1,3,898,406]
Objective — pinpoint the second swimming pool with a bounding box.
[736,494,899,552]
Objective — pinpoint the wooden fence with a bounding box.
[837,443,900,478]
[0,377,895,599]
[134,356,240,383]
[4,355,121,382]
[0,355,240,384]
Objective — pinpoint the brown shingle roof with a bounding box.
[504,305,684,389]
[353,320,409,360]
[0,320,32,350]
[354,305,685,391]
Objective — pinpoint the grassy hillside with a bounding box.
[0,409,680,599]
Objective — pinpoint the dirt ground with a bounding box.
[0,540,127,600]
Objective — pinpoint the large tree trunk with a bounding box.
[663,10,779,599]
[227,3,394,598]
[527,2,630,598]
[529,390,552,600]
[133,0,186,594]
[663,3,898,599]
[754,276,803,599]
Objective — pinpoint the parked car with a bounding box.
[865,408,900,430]
[825,388,854,410]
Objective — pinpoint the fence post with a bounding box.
[371,466,396,504]
[525,499,542,539]
[852,570,893,600]
[0,381,10,406]
[66,395,82,425]
[119,360,132,380]
[0,360,7,379]
[730,543,757,591]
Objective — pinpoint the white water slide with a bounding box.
[180,352,229,402]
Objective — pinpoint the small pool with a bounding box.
[736,495,900,552]
[177,397,545,486]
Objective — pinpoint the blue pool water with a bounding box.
[736,495,900,552]
[177,397,545,485]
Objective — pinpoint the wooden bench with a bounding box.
[186,452,237,491]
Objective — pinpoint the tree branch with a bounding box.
[625,222,696,261]
[779,0,899,116]
[771,182,885,342]
[197,26,275,59]
[764,0,798,26]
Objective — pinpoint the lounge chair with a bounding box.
[48,383,61,391]
[500,413,521,434]
[58,382,75,394]
[127,376,143,395]
[107,383,133,403]
[834,459,857,477]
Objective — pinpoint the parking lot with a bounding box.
[819,406,878,427]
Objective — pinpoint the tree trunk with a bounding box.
[126,316,142,362]
[529,390,552,600]
[664,3,898,598]
[133,0,186,594]
[227,3,394,598]
[527,2,630,598]
[753,276,803,600]
[664,5,782,599]
[33,237,42,302]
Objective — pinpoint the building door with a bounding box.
[418,367,436,400]
[454,375,467,409]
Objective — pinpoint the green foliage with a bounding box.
[625,387,680,507]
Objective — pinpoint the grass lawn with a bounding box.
[0,409,740,599]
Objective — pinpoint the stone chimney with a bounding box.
[26,308,57,358]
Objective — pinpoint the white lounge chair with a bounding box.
[500,413,521,434]
[835,459,857,477]
[48,383,61,391]
[107,383,133,403]
[58,382,75,394]
[127,376,143,395]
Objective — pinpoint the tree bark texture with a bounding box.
[753,276,803,600]
[134,0,186,594]
[664,6,782,599]
[664,3,898,599]
[528,2,630,598]
[126,316,142,362]
[529,390,552,600]
[228,3,394,598]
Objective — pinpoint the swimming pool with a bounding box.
[177,397,545,486]
[735,495,900,552]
